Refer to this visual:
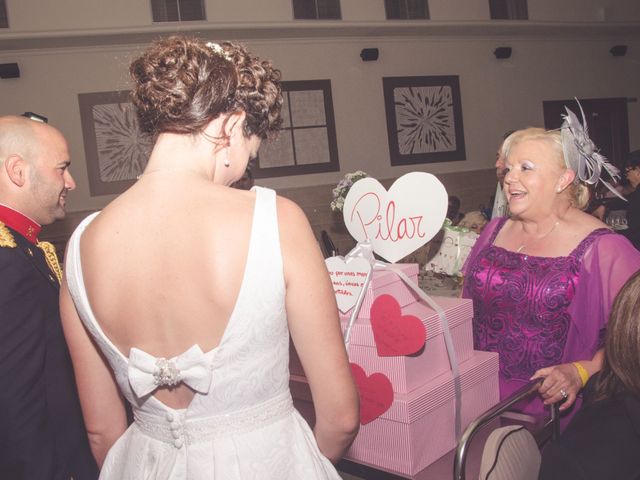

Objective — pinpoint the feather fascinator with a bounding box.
[560,99,625,200]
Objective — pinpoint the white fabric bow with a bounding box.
[128,345,212,398]
[344,240,377,265]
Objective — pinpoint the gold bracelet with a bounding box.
[572,361,590,388]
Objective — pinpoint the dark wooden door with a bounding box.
[542,97,630,170]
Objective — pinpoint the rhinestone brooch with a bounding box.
[153,358,182,387]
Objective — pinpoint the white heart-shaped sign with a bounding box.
[342,172,447,263]
[325,256,371,313]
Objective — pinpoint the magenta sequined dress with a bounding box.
[462,217,640,421]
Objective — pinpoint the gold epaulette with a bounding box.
[0,222,17,248]
[37,241,63,283]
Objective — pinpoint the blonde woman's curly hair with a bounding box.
[130,35,283,140]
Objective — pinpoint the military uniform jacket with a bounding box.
[0,222,98,479]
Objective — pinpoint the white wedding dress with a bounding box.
[65,187,341,479]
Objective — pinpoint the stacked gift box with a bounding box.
[290,264,499,477]
[289,263,499,478]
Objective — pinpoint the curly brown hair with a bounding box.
[129,35,283,140]
[594,269,640,401]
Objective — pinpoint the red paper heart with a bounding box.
[350,363,394,425]
[370,294,426,357]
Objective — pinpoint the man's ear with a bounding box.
[4,154,28,187]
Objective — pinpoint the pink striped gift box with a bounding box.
[290,350,499,477]
[341,263,420,319]
[291,264,419,378]
[344,350,499,477]
[341,296,474,393]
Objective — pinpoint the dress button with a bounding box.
[172,430,181,439]
[174,438,184,449]
[171,420,180,429]
[166,412,175,422]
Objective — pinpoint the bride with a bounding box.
[60,36,359,479]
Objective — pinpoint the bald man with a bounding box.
[0,116,98,479]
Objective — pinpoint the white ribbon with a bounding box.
[128,345,212,398]
[341,241,462,439]
[342,241,375,347]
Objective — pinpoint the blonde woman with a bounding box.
[463,115,640,426]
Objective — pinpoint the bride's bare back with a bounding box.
[79,175,255,407]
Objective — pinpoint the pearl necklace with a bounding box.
[516,221,560,253]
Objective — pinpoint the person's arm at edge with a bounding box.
[59,275,127,467]
[278,196,359,463]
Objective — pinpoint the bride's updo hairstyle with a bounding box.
[501,128,590,210]
[130,35,283,140]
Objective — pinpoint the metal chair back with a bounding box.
[453,379,560,480]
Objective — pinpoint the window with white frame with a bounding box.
[292,0,341,20]
[151,0,205,22]
[253,80,340,178]
[385,0,429,20]
[489,0,528,19]
[0,0,8,28]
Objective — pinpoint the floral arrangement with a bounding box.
[330,170,369,212]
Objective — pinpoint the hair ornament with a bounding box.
[560,98,625,200]
[205,42,233,62]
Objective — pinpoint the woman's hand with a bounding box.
[531,363,583,411]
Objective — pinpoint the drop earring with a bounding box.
[223,138,231,167]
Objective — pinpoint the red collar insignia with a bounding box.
[0,204,41,244]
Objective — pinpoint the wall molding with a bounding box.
[2,20,639,52]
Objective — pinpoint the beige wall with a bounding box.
[5,0,640,31]
[6,1,151,31]
[528,0,640,21]
[0,1,639,214]
[207,0,293,22]
[429,0,492,21]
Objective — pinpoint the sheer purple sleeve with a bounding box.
[461,217,503,299]
[563,233,640,363]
